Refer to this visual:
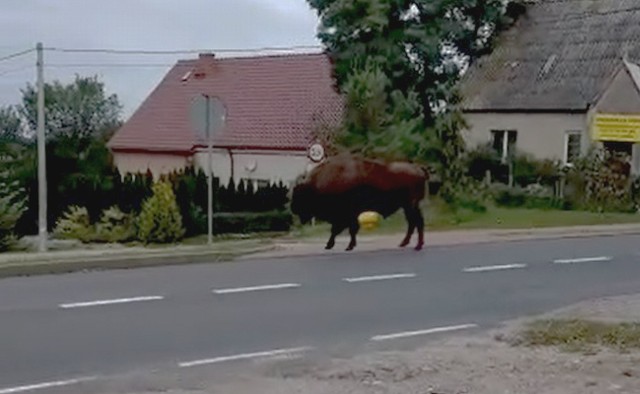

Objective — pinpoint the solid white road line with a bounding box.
[212,283,301,294]
[553,256,612,264]
[342,273,417,283]
[370,323,478,341]
[463,263,527,273]
[178,346,314,368]
[0,377,96,394]
[59,296,164,309]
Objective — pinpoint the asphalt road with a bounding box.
[2,234,640,393]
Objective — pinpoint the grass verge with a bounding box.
[290,200,640,240]
[514,319,640,353]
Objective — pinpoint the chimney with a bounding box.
[199,52,215,60]
[192,52,216,79]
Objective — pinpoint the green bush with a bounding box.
[94,206,135,243]
[212,211,293,234]
[53,206,94,243]
[465,143,503,182]
[566,148,635,213]
[0,186,26,251]
[137,181,185,244]
[490,183,562,210]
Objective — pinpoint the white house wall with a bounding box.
[112,149,315,185]
[462,112,588,161]
[193,149,312,186]
[594,67,640,114]
[112,151,190,178]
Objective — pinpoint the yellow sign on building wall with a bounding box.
[592,113,640,142]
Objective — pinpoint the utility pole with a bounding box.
[36,42,48,252]
[205,95,213,245]
[189,93,224,246]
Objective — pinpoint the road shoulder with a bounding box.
[62,293,640,394]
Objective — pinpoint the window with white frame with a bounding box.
[491,129,517,161]
[564,131,582,166]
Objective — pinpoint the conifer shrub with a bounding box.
[94,206,136,243]
[53,205,94,243]
[137,181,185,244]
[0,180,26,251]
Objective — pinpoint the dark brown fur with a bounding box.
[291,153,428,251]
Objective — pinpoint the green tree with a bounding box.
[0,169,26,251]
[0,106,23,144]
[307,0,523,169]
[309,0,518,123]
[20,74,122,142]
[137,181,185,244]
[11,75,124,233]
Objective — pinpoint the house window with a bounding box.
[491,130,517,161]
[564,131,582,166]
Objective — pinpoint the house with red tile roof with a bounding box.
[107,51,343,185]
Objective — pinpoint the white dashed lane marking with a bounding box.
[178,346,314,368]
[371,323,479,341]
[342,273,417,283]
[463,264,527,273]
[212,283,301,294]
[553,256,612,264]
[59,296,164,309]
[0,377,96,394]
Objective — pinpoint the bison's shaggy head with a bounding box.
[290,182,315,224]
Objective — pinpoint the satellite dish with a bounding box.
[308,143,325,162]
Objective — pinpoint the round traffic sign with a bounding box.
[308,143,325,162]
[190,94,226,139]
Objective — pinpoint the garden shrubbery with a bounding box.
[456,145,639,214]
[0,181,26,251]
[45,168,292,244]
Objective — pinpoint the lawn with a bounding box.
[290,200,640,239]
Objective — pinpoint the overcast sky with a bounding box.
[0,0,321,118]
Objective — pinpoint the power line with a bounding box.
[0,65,34,77]
[44,44,324,55]
[0,48,35,63]
[46,63,174,68]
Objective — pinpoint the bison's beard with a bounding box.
[298,213,314,225]
[290,183,315,225]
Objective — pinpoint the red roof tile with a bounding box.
[108,52,344,153]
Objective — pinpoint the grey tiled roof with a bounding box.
[459,0,640,112]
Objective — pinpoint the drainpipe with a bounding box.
[227,148,235,184]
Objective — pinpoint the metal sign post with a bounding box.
[190,95,226,245]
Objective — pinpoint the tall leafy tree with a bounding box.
[12,75,124,233]
[0,106,23,144]
[20,75,122,142]
[307,0,523,163]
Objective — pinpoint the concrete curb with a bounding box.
[0,245,276,279]
[2,223,640,278]
[241,225,640,261]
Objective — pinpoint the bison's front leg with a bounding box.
[325,222,344,250]
[346,219,360,251]
[399,206,416,248]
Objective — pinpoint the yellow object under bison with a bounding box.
[358,211,381,230]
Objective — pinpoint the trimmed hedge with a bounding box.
[211,211,293,234]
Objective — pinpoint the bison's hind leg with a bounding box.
[346,219,360,251]
[414,208,425,251]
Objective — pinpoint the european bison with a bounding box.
[290,153,429,251]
